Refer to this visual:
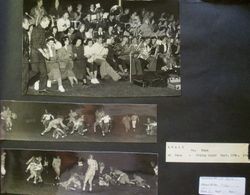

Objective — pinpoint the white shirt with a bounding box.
[57,18,71,32]
[84,45,95,63]
[87,159,98,174]
[42,113,54,121]
[92,42,108,59]
[101,115,111,123]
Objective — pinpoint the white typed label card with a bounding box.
[166,142,250,163]
[199,177,246,195]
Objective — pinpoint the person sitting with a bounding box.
[92,37,121,82]
[138,37,156,71]
[85,27,94,40]
[84,39,99,84]
[94,26,106,39]
[106,37,128,76]
[57,11,71,33]
[156,36,173,71]
[66,4,75,21]
[139,19,153,37]
[106,25,115,39]
[120,8,130,23]
[75,24,86,40]
[75,3,83,21]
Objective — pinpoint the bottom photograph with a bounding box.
[1,149,158,195]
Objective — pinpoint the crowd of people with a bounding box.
[23,153,158,192]
[23,0,180,94]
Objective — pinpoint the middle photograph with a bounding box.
[0,101,157,143]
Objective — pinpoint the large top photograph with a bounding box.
[22,0,180,97]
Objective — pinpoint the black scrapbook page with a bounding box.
[0,0,250,195]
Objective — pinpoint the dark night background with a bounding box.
[0,0,250,195]
[23,0,179,17]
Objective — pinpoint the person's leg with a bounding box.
[83,175,89,191]
[38,57,48,91]
[57,78,65,92]
[22,55,29,94]
[68,77,74,87]
[30,51,40,89]
[147,56,157,71]
[88,175,94,191]
[41,124,53,135]
[101,60,121,81]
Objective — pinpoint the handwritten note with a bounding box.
[166,142,250,163]
[199,177,246,195]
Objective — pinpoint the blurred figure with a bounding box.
[41,109,54,128]
[30,0,47,26]
[122,115,131,133]
[41,116,67,136]
[83,154,98,192]
[52,156,61,180]
[131,114,139,132]
[1,152,6,178]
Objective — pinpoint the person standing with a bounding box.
[72,38,88,85]
[92,37,121,82]
[131,114,139,132]
[57,37,78,87]
[30,0,47,26]
[52,156,61,180]
[30,16,50,93]
[1,152,6,178]
[22,17,30,94]
[83,154,98,192]
[100,114,111,136]
[122,115,131,133]
[44,37,65,92]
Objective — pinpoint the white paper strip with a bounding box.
[199,177,246,195]
[166,142,250,163]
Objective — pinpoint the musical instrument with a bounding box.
[110,5,122,15]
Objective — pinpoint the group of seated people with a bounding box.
[22,0,180,93]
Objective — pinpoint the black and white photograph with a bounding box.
[22,0,180,97]
[1,149,158,195]
[0,100,157,143]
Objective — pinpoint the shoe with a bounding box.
[58,85,65,93]
[39,89,48,94]
[91,79,96,84]
[34,81,40,91]
[47,80,52,88]
[94,78,100,84]
[73,78,78,84]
